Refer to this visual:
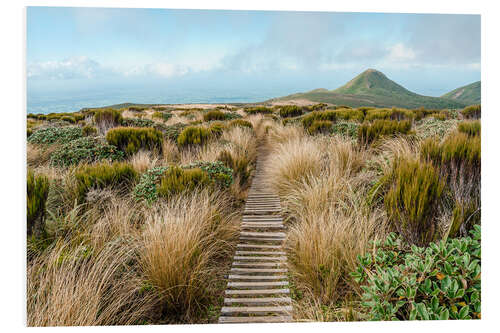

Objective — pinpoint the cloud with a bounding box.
[387,43,416,62]
[27,56,107,79]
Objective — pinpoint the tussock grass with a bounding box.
[458,120,480,137]
[106,127,163,156]
[358,119,412,146]
[461,104,481,119]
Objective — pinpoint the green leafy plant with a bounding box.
[133,166,170,203]
[177,126,211,147]
[163,123,188,141]
[183,161,233,188]
[28,126,83,145]
[157,167,211,198]
[82,125,97,136]
[50,137,124,167]
[27,170,50,237]
[122,117,155,128]
[351,226,481,321]
[331,121,360,139]
[75,162,138,203]
[203,110,227,121]
[279,105,303,118]
[358,120,412,146]
[106,127,163,156]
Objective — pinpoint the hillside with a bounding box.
[268,69,467,109]
[441,81,481,105]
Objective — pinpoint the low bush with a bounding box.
[352,225,481,320]
[217,150,251,186]
[228,119,253,129]
[75,162,138,203]
[177,126,211,147]
[383,158,444,246]
[94,108,123,127]
[122,117,155,128]
[245,106,273,115]
[331,121,360,139]
[28,126,83,145]
[461,105,481,119]
[27,170,50,237]
[203,110,227,121]
[184,161,233,188]
[331,108,365,122]
[458,121,480,137]
[301,110,338,128]
[50,137,124,167]
[152,111,172,122]
[106,127,163,156]
[308,120,333,135]
[133,166,170,203]
[128,106,148,112]
[224,112,243,120]
[358,120,412,146]
[279,105,303,118]
[415,118,458,139]
[207,122,227,138]
[157,167,211,198]
[365,108,414,122]
[163,123,188,141]
[82,125,97,136]
[61,116,76,123]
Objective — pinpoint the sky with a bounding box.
[27,7,481,106]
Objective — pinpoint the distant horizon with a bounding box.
[27,8,480,113]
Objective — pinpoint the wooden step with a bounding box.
[230,268,287,274]
[225,288,290,295]
[220,305,293,315]
[240,237,284,242]
[218,316,292,323]
[224,297,291,305]
[228,275,287,280]
[235,251,286,255]
[241,231,286,238]
[232,262,284,267]
[234,256,286,261]
[237,244,282,249]
[227,281,289,288]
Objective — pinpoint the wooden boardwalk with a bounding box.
[218,149,293,324]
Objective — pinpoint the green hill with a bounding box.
[268,69,467,109]
[441,81,480,105]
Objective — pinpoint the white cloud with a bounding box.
[387,43,416,62]
[27,56,105,79]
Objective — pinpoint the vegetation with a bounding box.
[352,226,481,320]
[27,170,50,237]
[279,105,303,118]
[157,167,211,198]
[441,81,481,105]
[50,137,124,166]
[228,119,253,129]
[94,108,123,128]
[82,125,97,136]
[28,126,83,145]
[203,110,227,121]
[458,121,480,136]
[122,117,155,128]
[307,120,333,134]
[177,126,211,147]
[245,106,273,114]
[106,127,163,156]
[358,120,412,146]
[461,105,481,119]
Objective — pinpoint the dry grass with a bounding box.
[140,190,238,320]
[129,150,159,173]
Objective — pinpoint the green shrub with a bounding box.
[461,105,481,119]
[331,121,360,139]
[421,133,480,171]
[133,166,169,203]
[50,137,124,167]
[152,111,172,122]
[75,162,138,203]
[82,125,97,136]
[229,119,253,129]
[28,126,83,145]
[203,110,227,121]
[301,110,338,128]
[306,103,328,111]
[61,116,76,123]
[383,158,444,246]
[308,120,333,134]
[351,226,481,320]
[245,106,273,115]
[94,108,123,127]
[157,167,211,198]
[106,127,163,156]
[458,121,480,137]
[27,170,50,237]
[163,123,188,141]
[128,106,148,112]
[330,108,365,122]
[177,126,211,147]
[122,117,155,128]
[27,128,33,138]
[223,112,243,120]
[358,120,412,146]
[184,161,233,188]
[279,105,303,118]
[208,122,227,137]
[217,150,251,186]
[414,118,458,139]
[365,108,414,122]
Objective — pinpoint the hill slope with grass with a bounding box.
[441,81,481,105]
[268,69,467,109]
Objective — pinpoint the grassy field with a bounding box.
[26,102,481,325]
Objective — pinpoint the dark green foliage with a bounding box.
[229,119,253,129]
[301,110,338,128]
[163,123,188,141]
[384,158,444,246]
[128,106,148,112]
[203,110,227,121]
[331,121,360,139]
[122,117,155,128]
[461,105,481,119]
[245,106,273,114]
[75,162,138,203]
[94,108,123,127]
[152,111,172,122]
[106,127,163,156]
[82,125,97,136]
[133,166,169,203]
[184,161,233,188]
[351,226,481,320]
[365,108,414,122]
[208,122,227,137]
[28,126,83,145]
[61,116,76,123]
[27,170,50,237]
[177,126,211,147]
[223,112,243,120]
[458,121,480,137]
[330,108,365,122]
[27,128,33,138]
[50,137,124,167]
[279,105,303,118]
[157,167,211,198]
[308,120,333,135]
[358,120,412,146]
[217,150,252,186]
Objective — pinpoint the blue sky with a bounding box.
[27,7,480,100]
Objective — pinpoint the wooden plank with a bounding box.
[227,281,289,287]
[224,297,291,304]
[235,251,286,255]
[220,305,293,314]
[232,262,284,267]
[241,231,286,238]
[240,237,284,242]
[237,244,282,249]
[218,316,292,323]
[225,288,290,295]
[228,275,287,280]
[230,268,287,274]
[233,256,286,261]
